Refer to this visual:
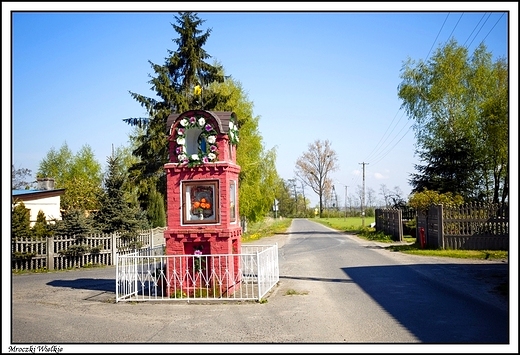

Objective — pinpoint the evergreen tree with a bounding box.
[147,185,166,228]
[32,210,50,239]
[49,208,96,241]
[124,12,226,213]
[94,156,149,239]
[409,136,482,200]
[12,201,32,240]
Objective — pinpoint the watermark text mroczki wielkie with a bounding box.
[8,345,64,353]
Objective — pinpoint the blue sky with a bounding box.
[2,4,518,353]
[5,3,517,208]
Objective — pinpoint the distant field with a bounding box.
[312,217,376,232]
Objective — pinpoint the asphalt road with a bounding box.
[7,218,514,353]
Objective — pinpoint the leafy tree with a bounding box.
[32,210,51,239]
[295,139,339,217]
[478,58,508,204]
[208,70,277,222]
[12,201,32,240]
[94,156,149,239]
[37,142,103,211]
[124,12,226,214]
[398,39,508,203]
[408,188,464,215]
[12,165,34,190]
[274,179,295,217]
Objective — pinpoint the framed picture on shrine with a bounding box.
[182,180,219,224]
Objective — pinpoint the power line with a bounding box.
[363,12,505,169]
[349,12,505,195]
[364,109,412,165]
[462,12,488,48]
[369,120,414,166]
[363,108,403,162]
[425,12,450,61]
[466,13,492,49]
[479,13,506,45]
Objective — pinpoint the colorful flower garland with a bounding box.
[174,115,239,166]
[175,116,218,166]
[228,118,240,145]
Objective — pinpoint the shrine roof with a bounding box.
[166,110,236,135]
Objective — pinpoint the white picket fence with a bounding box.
[115,244,279,302]
[11,227,166,271]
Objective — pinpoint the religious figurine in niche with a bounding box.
[198,132,207,154]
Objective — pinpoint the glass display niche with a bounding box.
[182,180,219,224]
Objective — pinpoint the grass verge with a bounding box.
[280,217,508,261]
[241,217,292,243]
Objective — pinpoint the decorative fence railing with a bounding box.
[115,244,279,302]
[417,202,508,250]
[11,227,166,271]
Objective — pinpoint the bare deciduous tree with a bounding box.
[294,139,338,217]
[366,187,376,209]
[379,184,391,208]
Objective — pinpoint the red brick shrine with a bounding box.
[163,110,241,297]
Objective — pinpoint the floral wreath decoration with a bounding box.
[175,115,218,166]
[228,117,240,145]
[174,115,240,166]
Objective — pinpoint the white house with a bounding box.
[12,178,65,226]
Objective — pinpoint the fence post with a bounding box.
[46,236,54,271]
[438,204,444,250]
[111,233,117,265]
[397,209,403,241]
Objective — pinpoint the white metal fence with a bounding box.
[115,244,279,302]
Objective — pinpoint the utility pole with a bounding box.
[301,181,306,213]
[332,185,337,211]
[292,180,297,215]
[344,185,348,219]
[359,162,368,227]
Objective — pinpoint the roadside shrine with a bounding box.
[163,110,242,297]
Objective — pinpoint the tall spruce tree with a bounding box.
[123,12,226,215]
[49,208,96,241]
[94,156,149,239]
[409,136,482,200]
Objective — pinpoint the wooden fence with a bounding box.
[11,227,166,271]
[375,208,403,241]
[417,202,508,250]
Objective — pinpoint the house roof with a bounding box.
[12,189,66,201]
